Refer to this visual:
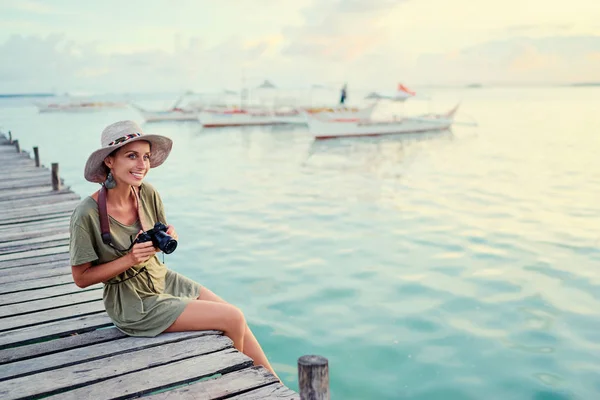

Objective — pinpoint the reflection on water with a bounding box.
[1,86,599,399]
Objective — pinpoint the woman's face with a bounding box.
[104,140,151,187]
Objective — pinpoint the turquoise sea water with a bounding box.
[1,87,599,399]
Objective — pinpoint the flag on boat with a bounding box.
[397,84,416,96]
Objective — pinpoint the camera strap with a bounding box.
[98,185,146,245]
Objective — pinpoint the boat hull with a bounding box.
[309,117,453,140]
[141,111,199,122]
[200,111,283,127]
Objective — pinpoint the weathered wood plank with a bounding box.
[0,313,113,349]
[0,257,69,275]
[0,275,74,294]
[0,226,70,244]
[0,284,100,307]
[0,170,51,183]
[0,326,122,364]
[0,252,70,269]
[0,200,79,220]
[0,245,69,264]
[0,300,105,332]
[0,211,72,226]
[0,154,33,163]
[0,262,71,284]
[0,186,71,202]
[43,349,253,400]
[0,289,101,317]
[228,383,299,399]
[0,177,53,191]
[142,366,281,400]
[0,331,221,381]
[0,217,70,236]
[0,192,80,211]
[0,337,244,400]
[0,239,69,257]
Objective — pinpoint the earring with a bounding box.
[104,171,117,189]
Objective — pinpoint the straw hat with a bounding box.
[84,120,173,183]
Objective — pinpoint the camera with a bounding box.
[134,222,178,254]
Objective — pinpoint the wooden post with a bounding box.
[8,130,12,143]
[33,146,40,167]
[298,355,329,400]
[51,163,61,191]
[14,140,20,153]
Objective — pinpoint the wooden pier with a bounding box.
[0,131,318,399]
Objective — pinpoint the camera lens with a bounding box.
[154,231,178,254]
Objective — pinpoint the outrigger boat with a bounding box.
[36,101,127,113]
[200,107,282,128]
[309,104,460,140]
[131,104,199,122]
[131,91,201,122]
[307,84,472,140]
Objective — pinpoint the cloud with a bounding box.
[506,24,575,33]
[3,0,60,15]
[0,33,287,93]
[415,36,600,84]
[281,0,407,62]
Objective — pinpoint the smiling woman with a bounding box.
[68,120,279,380]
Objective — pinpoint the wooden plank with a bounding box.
[0,238,69,257]
[0,225,70,244]
[0,289,101,317]
[0,331,221,381]
[0,259,71,282]
[0,177,52,191]
[0,170,51,183]
[0,200,79,221]
[42,349,253,400]
[0,300,105,332]
[0,274,74,294]
[0,211,72,226]
[0,245,69,264]
[139,366,281,400]
[0,252,70,270]
[0,217,70,236]
[0,283,101,306]
[0,327,122,364]
[0,257,68,275]
[0,313,113,349]
[0,154,33,163]
[0,337,244,400]
[0,261,71,284]
[0,186,71,202]
[228,383,299,399]
[0,192,79,211]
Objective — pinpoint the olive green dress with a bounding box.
[69,182,201,337]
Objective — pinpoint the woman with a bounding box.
[69,120,278,379]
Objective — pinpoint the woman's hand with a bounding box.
[129,231,159,264]
[166,224,179,241]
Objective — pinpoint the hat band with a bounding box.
[107,132,142,146]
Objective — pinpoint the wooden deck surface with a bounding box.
[0,132,298,399]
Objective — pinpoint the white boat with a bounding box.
[308,104,460,140]
[200,107,281,128]
[132,104,199,122]
[36,101,127,113]
[131,91,202,122]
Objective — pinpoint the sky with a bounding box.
[0,0,599,93]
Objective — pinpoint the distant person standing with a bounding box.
[339,83,347,105]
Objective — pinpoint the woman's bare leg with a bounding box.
[164,300,246,352]
[198,287,279,380]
